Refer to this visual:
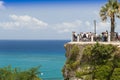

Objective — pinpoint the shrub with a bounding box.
[77,43,120,80]
[69,45,79,62]
[111,68,120,80]
[0,66,41,80]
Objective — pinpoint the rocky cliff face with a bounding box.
[62,43,92,80]
[62,42,120,80]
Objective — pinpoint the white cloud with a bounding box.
[0,14,48,30]
[54,20,82,33]
[54,19,111,34]
[85,21,91,26]
[0,1,5,9]
[0,22,20,30]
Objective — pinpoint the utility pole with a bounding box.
[94,20,96,35]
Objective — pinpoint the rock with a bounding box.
[62,42,120,80]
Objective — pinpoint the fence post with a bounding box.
[108,34,110,42]
[91,35,94,42]
[77,34,80,42]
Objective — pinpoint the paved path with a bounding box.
[67,41,120,47]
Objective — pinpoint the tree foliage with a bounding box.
[66,45,80,70]
[0,66,41,80]
[62,45,80,80]
[99,0,120,41]
[76,43,120,80]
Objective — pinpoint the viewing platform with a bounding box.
[70,31,120,45]
[67,32,120,47]
[67,41,120,47]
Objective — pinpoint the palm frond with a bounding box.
[113,1,119,9]
[100,12,106,17]
[102,16,107,21]
[101,6,108,12]
[105,3,110,8]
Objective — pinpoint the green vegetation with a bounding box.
[76,43,120,80]
[99,0,120,41]
[0,66,41,80]
[62,45,80,80]
[66,45,80,71]
[69,45,79,62]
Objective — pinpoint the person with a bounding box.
[74,32,77,41]
[116,32,118,41]
[86,33,88,38]
[72,32,77,41]
[83,33,87,41]
[102,32,105,41]
[104,31,108,42]
[83,33,86,38]
[88,32,92,41]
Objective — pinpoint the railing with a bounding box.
[71,33,111,42]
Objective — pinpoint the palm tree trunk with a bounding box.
[110,14,115,41]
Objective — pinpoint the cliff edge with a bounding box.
[62,42,120,80]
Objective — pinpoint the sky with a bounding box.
[0,0,120,40]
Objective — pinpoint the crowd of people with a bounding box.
[72,31,120,42]
[72,32,92,42]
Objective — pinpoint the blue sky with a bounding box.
[0,0,120,40]
[4,0,104,3]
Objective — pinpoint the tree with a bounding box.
[0,66,42,80]
[100,0,120,41]
[27,66,41,80]
[76,43,120,80]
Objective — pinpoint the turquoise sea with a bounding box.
[0,40,69,80]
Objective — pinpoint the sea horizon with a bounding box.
[0,40,69,80]
[0,39,70,41]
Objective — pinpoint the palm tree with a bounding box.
[100,0,120,41]
[27,66,41,80]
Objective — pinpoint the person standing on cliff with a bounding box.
[72,32,77,41]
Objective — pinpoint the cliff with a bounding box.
[62,42,120,80]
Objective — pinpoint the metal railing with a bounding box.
[71,33,111,42]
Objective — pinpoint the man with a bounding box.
[72,32,77,41]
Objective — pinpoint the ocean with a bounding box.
[0,40,69,80]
